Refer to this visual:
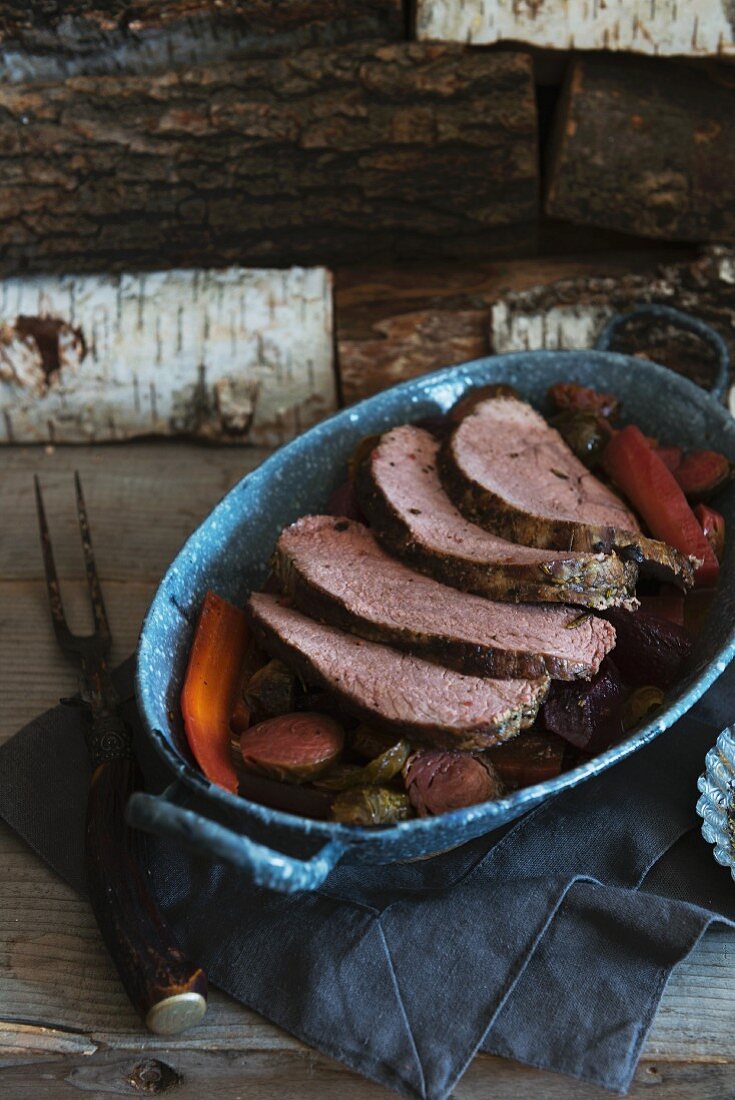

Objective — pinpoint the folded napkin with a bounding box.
[2,657,735,1100]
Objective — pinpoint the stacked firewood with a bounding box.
[0,0,733,443]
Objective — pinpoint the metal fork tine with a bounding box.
[74,471,111,646]
[34,475,74,648]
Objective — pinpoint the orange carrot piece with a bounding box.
[181,591,249,793]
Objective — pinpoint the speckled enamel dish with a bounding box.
[129,306,735,894]
[697,728,735,880]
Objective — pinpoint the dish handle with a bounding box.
[594,304,730,400]
[126,786,347,894]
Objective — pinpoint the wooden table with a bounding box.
[2,441,735,1099]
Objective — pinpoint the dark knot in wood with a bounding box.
[127,1058,182,1093]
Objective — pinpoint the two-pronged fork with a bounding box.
[34,473,207,1035]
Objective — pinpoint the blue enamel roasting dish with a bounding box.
[128,306,735,894]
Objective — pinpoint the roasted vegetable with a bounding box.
[639,591,685,626]
[604,608,693,688]
[325,479,365,522]
[245,659,299,721]
[622,686,665,731]
[673,449,732,501]
[237,769,335,820]
[684,588,717,637]
[602,425,719,587]
[485,734,565,788]
[350,724,400,760]
[319,739,411,790]
[181,591,250,794]
[550,411,608,468]
[543,660,624,752]
[695,503,726,562]
[548,382,619,419]
[403,750,503,816]
[330,787,412,826]
[240,712,344,783]
[229,697,251,736]
[448,383,520,423]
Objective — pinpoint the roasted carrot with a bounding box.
[602,425,719,587]
[181,591,250,793]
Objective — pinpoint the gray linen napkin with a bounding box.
[1,657,733,1100]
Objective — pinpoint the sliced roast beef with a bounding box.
[439,396,695,588]
[355,425,638,609]
[247,593,548,751]
[275,514,616,681]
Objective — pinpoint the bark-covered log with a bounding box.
[336,252,674,404]
[0,2,405,82]
[0,44,538,272]
[489,245,735,398]
[417,0,735,57]
[546,57,735,242]
[0,266,336,445]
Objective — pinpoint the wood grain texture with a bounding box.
[489,245,735,396]
[3,442,735,1098]
[0,45,537,273]
[0,1,405,83]
[336,253,674,403]
[546,57,735,242]
[416,0,735,56]
[0,266,336,445]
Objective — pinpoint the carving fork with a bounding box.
[34,473,207,1035]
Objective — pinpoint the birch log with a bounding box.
[0,266,336,445]
[336,253,673,404]
[546,57,735,242]
[0,45,538,273]
[490,245,735,396]
[0,1,404,83]
[416,0,735,56]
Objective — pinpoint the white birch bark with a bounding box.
[0,266,335,446]
[417,0,735,56]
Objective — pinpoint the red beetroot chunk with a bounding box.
[276,515,616,681]
[247,593,548,751]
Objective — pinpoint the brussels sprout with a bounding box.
[318,739,411,790]
[622,686,665,730]
[330,787,412,826]
[246,659,299,720]
[550,411,608,468]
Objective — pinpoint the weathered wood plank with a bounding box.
[0,443,270,583]
[5,1046,735,1100]
[2,442,735,1090]
[0,1,405,83]
[336,252,678,404]
[0,45,538,273]
[546,57,735,242]
[0,266,335,445]
[489,245,735,397]
[416,0,735,56]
